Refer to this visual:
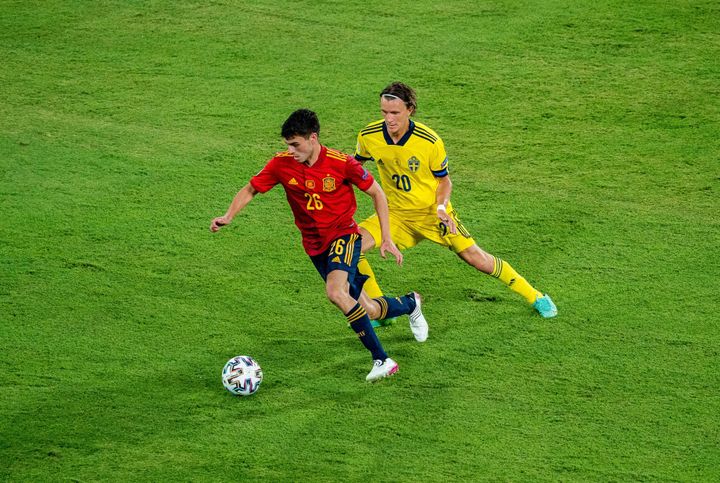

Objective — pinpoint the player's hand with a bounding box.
[210,216,230,232]
[379,238,403,266]
[437,205,457,235]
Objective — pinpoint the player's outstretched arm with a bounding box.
[210,183,259,232]
[364,181,403,265]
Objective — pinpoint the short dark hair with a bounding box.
[380,82,417,114]
[281,109,320,139]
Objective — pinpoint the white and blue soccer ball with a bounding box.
[222,355,263,396]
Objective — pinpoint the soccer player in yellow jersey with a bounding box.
[354,82,557,325]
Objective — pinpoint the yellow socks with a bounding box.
[360,252,541,306]
[491,256,542,304]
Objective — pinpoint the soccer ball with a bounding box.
[222,355,263,396]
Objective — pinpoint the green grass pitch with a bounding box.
[1,1,718,480]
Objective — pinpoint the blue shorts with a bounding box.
[309,233,368,300]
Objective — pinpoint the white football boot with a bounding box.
[366,358,399,382]
[409,292,429,342]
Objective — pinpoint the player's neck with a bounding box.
[389,121,410,143]
[303,144,322,166]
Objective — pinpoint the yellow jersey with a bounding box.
[355,119,448,212]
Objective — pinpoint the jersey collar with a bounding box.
[382,120,415,146]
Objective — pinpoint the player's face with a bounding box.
[381,97,412,137]
[284,133,318,163]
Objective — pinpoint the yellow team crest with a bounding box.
[322,176,336,192]
[408,157,420,172]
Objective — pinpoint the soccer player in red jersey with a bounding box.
[210,109,428,382]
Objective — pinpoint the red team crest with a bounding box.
[322,176,336,192]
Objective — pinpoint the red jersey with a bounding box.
[250,146,375,256]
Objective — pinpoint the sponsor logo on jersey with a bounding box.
[289,177,299,185]
[322,176,336,192]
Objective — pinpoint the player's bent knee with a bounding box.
[325,284,347,307]
[459,245,494,273]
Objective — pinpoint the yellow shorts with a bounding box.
[360,203,476,253]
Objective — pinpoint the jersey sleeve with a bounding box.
[249,158,279,193]
[430,137,449,177]
[354,131,373,162]
[346,155,375,191]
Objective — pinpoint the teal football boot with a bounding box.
[372,317,396,328]
[533,294,558,318]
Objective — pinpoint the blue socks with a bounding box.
[372,294,416,320]
[346,303,387,361]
